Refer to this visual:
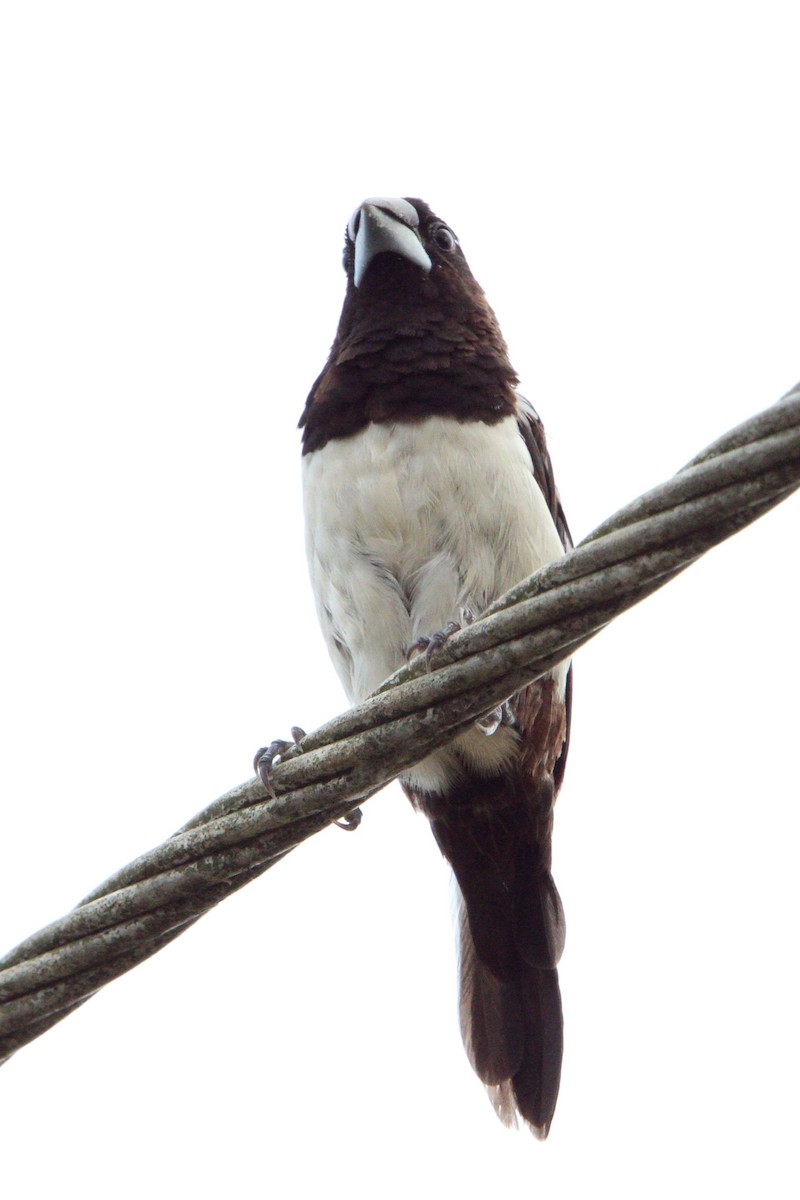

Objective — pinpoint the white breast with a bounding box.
[302,414,565,707]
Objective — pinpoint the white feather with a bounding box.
[302,413,566,791]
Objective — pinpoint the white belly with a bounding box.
[302,414,565,712]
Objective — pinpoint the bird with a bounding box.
[298,197,572,1136]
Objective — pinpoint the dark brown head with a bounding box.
[300,197,518,452]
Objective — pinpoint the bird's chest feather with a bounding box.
[302,413,564,703]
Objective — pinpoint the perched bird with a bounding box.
[299,197,572,1136]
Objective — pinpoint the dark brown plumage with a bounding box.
[300,199,518,452]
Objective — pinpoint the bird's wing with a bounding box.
[515,392,573,792]
[515,393,572,552]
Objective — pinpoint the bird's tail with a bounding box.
[422,759,566,1137]
[454,873,564,1137]
[409,672,570,1135]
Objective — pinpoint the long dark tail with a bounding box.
[411,675,570,1136]
[454,871,564,1136]
[435,792,565,1137]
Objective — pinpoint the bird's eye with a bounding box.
[432,224,457,252]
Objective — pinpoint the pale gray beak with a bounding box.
[348,197,432,287]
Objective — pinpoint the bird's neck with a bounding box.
[300,303,519,454]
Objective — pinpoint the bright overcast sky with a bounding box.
[1,4,798,1197]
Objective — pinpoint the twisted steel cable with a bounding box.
[1,382,798,1062]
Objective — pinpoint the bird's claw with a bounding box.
[253,727,306,798]
[335,807,363,832]
[406,620,462,672]
[476,700,512,737]
[254,739,292,797]
[253,729,363,832]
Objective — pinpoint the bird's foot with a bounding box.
[476,700,513,737]
[406,608,476,671]
[334,807,363,832]
[253,725,306,798]
[406,620,462,672]
[254,729,362,831]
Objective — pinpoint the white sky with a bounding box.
[1,3,798,1197]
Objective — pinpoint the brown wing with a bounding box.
[515,393,572,552]
[515,393,573,792]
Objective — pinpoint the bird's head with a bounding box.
[299,196,517,450]
[336,196,491,331]
[344,197,465,286]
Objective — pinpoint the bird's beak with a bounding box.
[349,197,432,287]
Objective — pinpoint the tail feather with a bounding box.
[408,672,571,1135]
[456,883,564,1137]
[509,963,563,1137]
[513,865,566,970]
[457,892,524,1085]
